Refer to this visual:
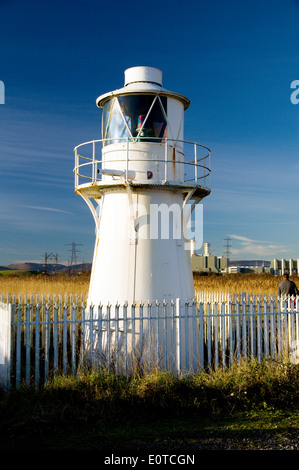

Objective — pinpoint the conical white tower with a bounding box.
[74,66,211,371]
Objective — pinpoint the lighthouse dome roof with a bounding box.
[96,66,190,110]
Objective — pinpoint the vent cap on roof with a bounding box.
[124,66,162,87]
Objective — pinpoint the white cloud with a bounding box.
[230,235,270,243]
[21,205,73,215]
[229,234,288,258]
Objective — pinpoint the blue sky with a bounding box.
[0,0,298,265]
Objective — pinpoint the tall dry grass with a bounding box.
[193,272,285,296]
[0,272,90,299]
[0,271,291,299]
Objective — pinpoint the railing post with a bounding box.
[155,301,160,369]
[16,303,21,388]
[263,297,269,358]
[126,138,129,181]
[214,301,219,368]
[92,140,96,182]
[184,302,189,372]
[209,151,211,188]
[241,293,247,359]
[221,301,226,369]
[75,147,78,187]
[257,301,262,363]
[175,298,181,375]
[107,304,111,371]
[53,302,59,378]
[270,298,276,358]
[71,300,77,376]
[194,143,197,183]
[62,302,68,375]
[229,302,233,366]
[97,304,103,369]
[35,302,40,388]
[199,301,204,369]
[115,304,119,374]
[0,302,13,391]
[192,301,198,373]
[207,302,212,368]
[123,304,128,374]
[162,301,167,370]
[164,139,168,182]
[25,301,31,387]
[44,303,50,383]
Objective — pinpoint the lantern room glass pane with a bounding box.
[102,95,167,145]
[119,95,167,141]
[103,98,131,145]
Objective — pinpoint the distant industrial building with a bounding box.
[191,242,228,273]
[191,242,272,274]
[191,242,299,276]
[227,262,271,274]
[271,259,299,276]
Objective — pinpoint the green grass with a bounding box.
[0,270,39,277]
[0,359,298,451]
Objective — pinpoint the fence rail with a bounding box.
[0,293,299,390]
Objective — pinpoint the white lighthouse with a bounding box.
[74,66,211,371]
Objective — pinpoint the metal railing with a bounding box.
[74,137,211,191]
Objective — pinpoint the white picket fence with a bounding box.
[0,293,299,390]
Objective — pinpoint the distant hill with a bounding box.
[58,263,92,273]
[5,262,48,271]
[4,262,92,273]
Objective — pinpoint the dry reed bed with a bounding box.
[0,273,89,299]
[0,272,290,300]
[193,272,284,297]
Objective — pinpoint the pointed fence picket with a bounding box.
[0,292,299,390]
